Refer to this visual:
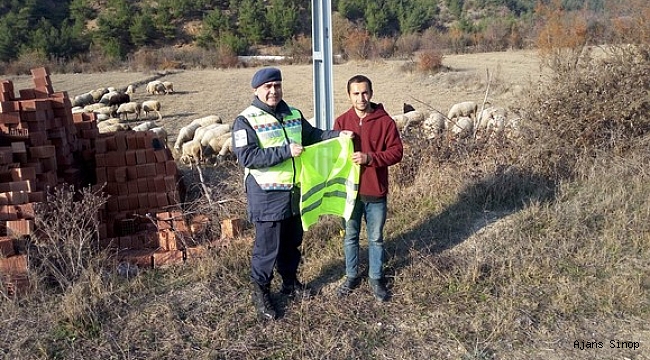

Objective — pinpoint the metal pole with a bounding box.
[311,0,334,130]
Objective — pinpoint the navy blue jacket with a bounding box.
[232,97,340,222]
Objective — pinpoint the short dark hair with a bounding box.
[347,74,373,94]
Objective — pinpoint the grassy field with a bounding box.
[1,48,649,360]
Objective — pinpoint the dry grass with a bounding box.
[1,49,650,359]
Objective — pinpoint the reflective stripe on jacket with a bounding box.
[242,105,303,190]
[298,137,360,231]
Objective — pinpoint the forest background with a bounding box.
[0,0,640,74]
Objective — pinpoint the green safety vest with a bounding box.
[242,106,303,190]
[298,137,360,231]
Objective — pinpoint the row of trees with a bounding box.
[0,0,627,65]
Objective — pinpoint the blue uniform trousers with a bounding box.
[251,215,303,286]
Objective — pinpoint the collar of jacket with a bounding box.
[252,96,293,120]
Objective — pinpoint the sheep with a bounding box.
[125,84,136,94]
[197,123,232,147]
[174,122,202,150]
[149,127,168,145]
[162,81,174,94]
[92,105,117,120]
[180,139,203,164]
[100,91,130,107]
[447,101,478,120]
[141,100,162,120]
[146,80,166,95]
[83,103,106,112]
[450,116,474,139]
[218,136,233,157]
[477,107,508,130]
[116,102,141,121]
[89,88,109,103]
[98,118,131,133]
[202,131,232,160]
[72,93,94,107]
[189,115,223,127]
[422,112,447,139]
[131,120,158,132]
[392,110,426,133]
[192,122,222,144]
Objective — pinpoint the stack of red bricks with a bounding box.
[0,67,211,297]
[93,130,198,267]
[0,67,86,296]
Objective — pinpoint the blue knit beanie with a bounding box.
[251,67,282,88]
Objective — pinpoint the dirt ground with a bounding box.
[3,49,542,146]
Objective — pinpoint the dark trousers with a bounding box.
[251,216,304,286]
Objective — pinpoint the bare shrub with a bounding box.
[283,35,313,64]
[514,49,650,181]
[370,37,396,59]
[28,185,109,291]
[394,33,421,58]
[331,12,355,55]
[344,28,372,60]
[416,50,444,73]
[535,0,590,74]
[4,50,50,75]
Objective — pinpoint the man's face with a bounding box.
[348,81,372,113]
[255,81,283,107]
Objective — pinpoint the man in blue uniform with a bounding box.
[232,67,352,320]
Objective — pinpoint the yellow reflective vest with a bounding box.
[298,137,360,231]
[242,106,303,190]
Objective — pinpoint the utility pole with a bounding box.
[311,0,334,130]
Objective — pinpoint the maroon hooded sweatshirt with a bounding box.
[334,102,403,201]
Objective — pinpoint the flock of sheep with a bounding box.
[72,76,524,169]
[72,80,173,123]
[71,78,238,166]
[391,100,521,141]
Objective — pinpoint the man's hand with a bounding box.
[339,130,354,138]
[290,142,304,157]
[351,151,370,165]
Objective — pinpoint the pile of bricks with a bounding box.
[0,67,221,297]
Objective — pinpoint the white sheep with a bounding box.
[447,101,478,120]
[202,131,232,159]
[450,116,474,139]
[149,127,168,145]
[83,103,105,112]
[162,81,174,94]
[141,100,162,120]
[131,120,158,132]
[116,102,141,121]
[477,107,508,130]
[146,80,166,95]
[392,110,426,133]
[192,122,222,144]
[198,123,232,147]
[125,84,136,94]
[218,136,233,157]
[190,115,223,127]
[89,88,108,103]
[174,122,202,150]
[98,119,131,133]
[180,139,203,164]
[423,112,447,139]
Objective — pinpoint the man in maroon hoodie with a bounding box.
[334,74,403,301]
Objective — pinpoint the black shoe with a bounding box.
[251,283,277,320]
[337,276,361,297]
[280,280,314,299]
[369,278,389,302]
